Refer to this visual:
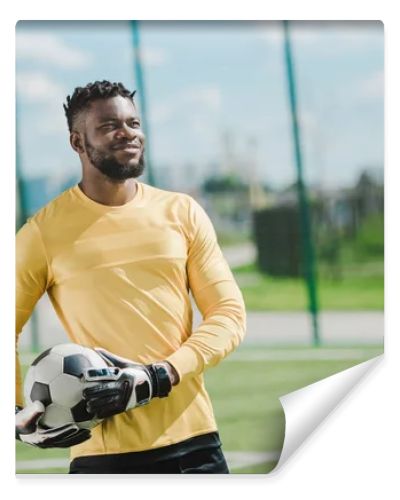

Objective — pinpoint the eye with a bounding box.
[101,123,117,130]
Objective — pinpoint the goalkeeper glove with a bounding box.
[82,348,178,419]
[15,401,91,448]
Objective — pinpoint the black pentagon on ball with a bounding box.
[31,348,52,366]
[30,381,52,407]
[63,354,92,378]
[71,399,94,423]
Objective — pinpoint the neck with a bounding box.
[79,175,138,207]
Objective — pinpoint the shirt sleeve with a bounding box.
[15,219,51,406]
[166,198,246,380]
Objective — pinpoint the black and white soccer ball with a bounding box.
[23,343,108,430]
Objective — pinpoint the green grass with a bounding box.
[16,442,68,462]
[234,461,278,474]
[17,468,68,474]
[16,345,382,474]
[217,230,251,247]
[232,261,384,311]
[206,348,382,454]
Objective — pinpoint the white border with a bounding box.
[3,1,398,498]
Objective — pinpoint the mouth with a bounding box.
[112,143,141,152]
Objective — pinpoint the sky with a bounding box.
[15,20,384,191]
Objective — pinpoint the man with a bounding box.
[15,80,246,474]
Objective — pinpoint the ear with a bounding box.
[70,131,85,154]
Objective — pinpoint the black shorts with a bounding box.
[69,432,229,474]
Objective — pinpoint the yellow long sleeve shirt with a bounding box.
[16,182,246,460]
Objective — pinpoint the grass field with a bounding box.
[232,261,384,311]
[16,344,383,474]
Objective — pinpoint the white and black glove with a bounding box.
[82,348,177,420]
[15,401,91,448]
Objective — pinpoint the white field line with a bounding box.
[227,349,381,362]
[16,451,280,472]
[19,349,381,367]
[17,458,68,471]
[226,451,280,470]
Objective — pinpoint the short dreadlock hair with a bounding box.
[63,80,137,132]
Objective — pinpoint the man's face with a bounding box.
[80,95,145,181]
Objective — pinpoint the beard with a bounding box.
[84,135,145,181]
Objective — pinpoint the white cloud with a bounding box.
[17,71,67,104]
[16,72,68,137]
[120,46,169,68]
[256,22,283,44]
[298,110,318,130]
[150,84,222,125]
[332,70,384,106]
[149,101,173,124]
[16,33,91,69]
[36,103,69,136]
[183,85,222,111]
[359,70,384,99]
[256,21,383,51]
[256,21,319,46]
[140,47,169,67]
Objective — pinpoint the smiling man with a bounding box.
[15,80,246,474]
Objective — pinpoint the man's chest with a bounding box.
[48,217,188,286]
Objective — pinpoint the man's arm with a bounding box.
[165,197,246,381]
[16,220,92,448]
[16,219,52,406]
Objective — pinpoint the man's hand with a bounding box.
[82,348,179,420]
[15,401,91,448]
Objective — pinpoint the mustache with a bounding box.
[111,140,143,150]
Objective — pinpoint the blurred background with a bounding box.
[16,20,384,474]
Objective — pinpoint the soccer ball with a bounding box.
[23,343,108,430]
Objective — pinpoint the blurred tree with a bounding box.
[202,174,247,193]
[318,228,342,281]
[353,213,384,259]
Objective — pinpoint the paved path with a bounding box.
[221,242,256,268]
[19,293,383,351]
[239,310,383,345]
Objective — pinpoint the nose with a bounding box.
[115,124,137,141]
